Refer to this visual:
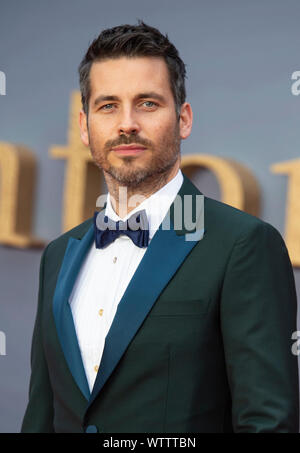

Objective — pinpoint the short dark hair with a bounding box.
[78,20,186,118]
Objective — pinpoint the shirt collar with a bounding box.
[105,169,184,241]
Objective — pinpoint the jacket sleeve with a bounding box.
[220,220,299,432]
[21,244,55,433]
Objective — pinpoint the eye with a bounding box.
[142,101,158,108]
[100,103,115,111]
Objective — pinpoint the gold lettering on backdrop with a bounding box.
[50,91,103,232]
[181,154,260,217]
[0,143,43,247]
[271,158,300,266]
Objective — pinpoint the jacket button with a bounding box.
[85,425,98,433]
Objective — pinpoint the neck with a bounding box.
[104,162,180,218]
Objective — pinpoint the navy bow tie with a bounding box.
[93,208,149,249]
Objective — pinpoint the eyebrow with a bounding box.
[92,92,167,108]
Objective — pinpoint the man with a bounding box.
[21,21,299,433]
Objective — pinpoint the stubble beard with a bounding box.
[89,124,181,189]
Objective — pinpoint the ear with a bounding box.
[79,109,89,147]
[179,102,193,140]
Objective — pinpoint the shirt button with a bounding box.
[98,309,104,316]
[113,256,117,263]
[94,365,99,372]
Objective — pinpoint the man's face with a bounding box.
[80,56,188,187]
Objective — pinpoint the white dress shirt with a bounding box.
[69,169,184,393]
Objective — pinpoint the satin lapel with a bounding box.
[87,175,206,409]
[52,224,94,401]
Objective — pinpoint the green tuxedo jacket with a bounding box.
[21,174,299,433]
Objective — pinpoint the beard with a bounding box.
[88,121,181,188]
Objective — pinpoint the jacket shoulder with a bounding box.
[44,217,93,257]
[204,195,282,243]
[182,173,269,239]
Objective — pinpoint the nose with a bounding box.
[117,107,141,136]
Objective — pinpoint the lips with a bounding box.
[112,144,147,155]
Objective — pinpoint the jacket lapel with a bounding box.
[87,175,206,409]
[52,223,94,401]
